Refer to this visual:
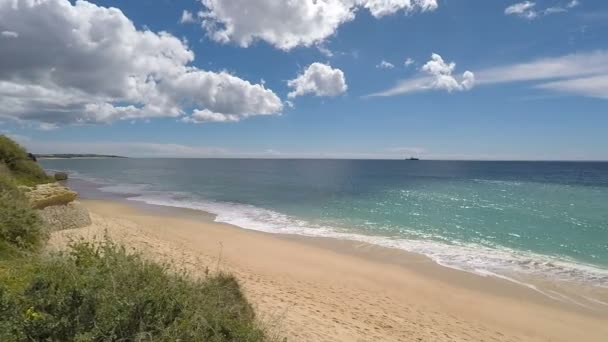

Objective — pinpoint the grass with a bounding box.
[0,239,267,341]
[0,135,53,186]
[0,175,47,258]
[0,135,272,341]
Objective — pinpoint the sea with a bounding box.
[40,158,608,293]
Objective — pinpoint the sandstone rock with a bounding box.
[54,172,68,181]
[37,201,92,231]
[24,183,78,209]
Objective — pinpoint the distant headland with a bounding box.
[35,154,128,159]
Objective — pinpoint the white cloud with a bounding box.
[376,60,395,69]
[317,44,334,58]
[505,1,537,19]
[181,109,241,123]
[197,0,438,50]
[536,74,608,99]
[546,0,580,14]
[505,0,581,19]
[1,30,18,38]
[180,10,196,24]
[474,50,608,85]
[0,0,282,126]
[369,50,608,99]
[423,54,475,92]
[362,0,438,17]
[288,63,347,99]
[404,58,415,67]
[369,54,475,96]
[567,0,580,8]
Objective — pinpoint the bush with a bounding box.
[0,239,268,342]
[0,135,29,170]
[0,175,46,256]
[12,159,52,186]
[0,135,52,186]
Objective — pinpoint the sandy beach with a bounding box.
[48,200,608,342]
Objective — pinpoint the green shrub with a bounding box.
[0,135,52,186]
[0,175,46,256]
[12,159,52,186]
[0,239,268,342]
[0,135,28,170]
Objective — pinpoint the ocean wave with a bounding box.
[51,169,606,292]
[116,190,608,289]
[473,179,523,186]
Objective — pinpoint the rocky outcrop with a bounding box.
[21,182,92,231]
[23,183,78,209]
[37,201,92,231]
[54,172,68,181]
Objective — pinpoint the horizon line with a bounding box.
[36,155,608,162]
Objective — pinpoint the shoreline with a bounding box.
[49,199,608,341]
[113,195,608,312]
[46,169,608,294]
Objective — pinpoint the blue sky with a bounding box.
[0,0,607,160]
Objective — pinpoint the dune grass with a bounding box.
[0,135,53,186]
[0,239,267,342]
[0,135,272,341]
[0,175,47,258]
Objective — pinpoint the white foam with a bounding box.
[123,192,608,290]
[62,169,608,291]
[50,168,608,306]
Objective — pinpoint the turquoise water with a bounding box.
[40,159,608,286]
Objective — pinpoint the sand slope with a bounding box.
[48,200,608,342]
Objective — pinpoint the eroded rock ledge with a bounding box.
[22,183,91,231]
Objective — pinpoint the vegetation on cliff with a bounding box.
[0,135,53,186]
[0,136,270,341]
[0,175,47,257]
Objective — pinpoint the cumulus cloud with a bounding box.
[0,0,283,126]
[367,54,474,96]
[404,58,415,67]
[376,60,395,69]
[181,109,241,123]
[180,10,196,24]
[197,0,438,50]
[287,63,347,99]
[420,54,475,92]
[369,50,608,99]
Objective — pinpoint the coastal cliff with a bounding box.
[21,182,92,231]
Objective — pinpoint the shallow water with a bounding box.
[41,159,608,288]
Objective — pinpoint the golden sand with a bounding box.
[48,200,608,342]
